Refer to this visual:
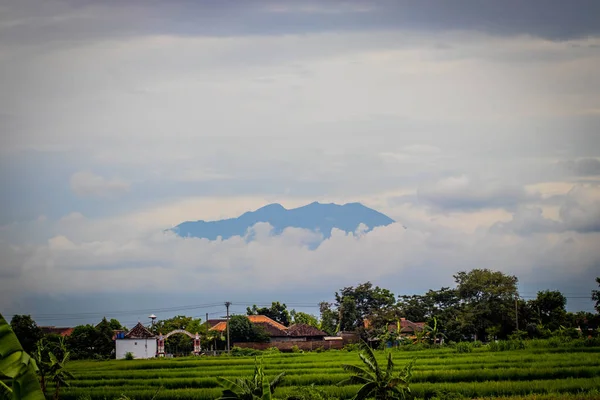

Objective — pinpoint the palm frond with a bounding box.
[352,382,377,400]
[269,372,285,393]
[341,364,371,377]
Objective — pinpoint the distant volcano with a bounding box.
[171,201,395,240]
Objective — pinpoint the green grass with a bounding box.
[59,346,600,400]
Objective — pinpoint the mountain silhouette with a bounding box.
[171,202,395,241]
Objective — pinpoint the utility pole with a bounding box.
[225,301,232,354]
[205,313,209,328]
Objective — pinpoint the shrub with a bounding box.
[231,346,262,357]
[124,352,134,360]
[291,345,301,353]
[455,342,472,353]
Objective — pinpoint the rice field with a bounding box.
[61,345,600,400]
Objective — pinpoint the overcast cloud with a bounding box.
[1,0,599,324]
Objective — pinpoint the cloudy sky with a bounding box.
[1,0,600,326]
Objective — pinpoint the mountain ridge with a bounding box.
[171,201,395,241]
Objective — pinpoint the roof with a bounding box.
[287,324,327,337]
[39,327,74,337]
[210,316,324,338]
[123,322,155,339]
[363,318,426,333]
[206,319,226,328]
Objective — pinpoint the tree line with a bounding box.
[8,270,600,357]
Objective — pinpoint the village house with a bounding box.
[209,315,340,351]
[39,326,75,337]
[115,322,157,360]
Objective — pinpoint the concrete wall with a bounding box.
[234,340,344,352]
[116,338,157,359]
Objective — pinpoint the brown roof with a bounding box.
[209,315,291,337]
[39,327,74,337]
[287,324,327,337]
[206,319,226,327]
[124,322,155,339]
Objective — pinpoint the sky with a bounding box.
[1,0,600,327]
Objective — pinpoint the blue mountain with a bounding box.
[171,202,395,240]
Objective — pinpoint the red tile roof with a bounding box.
[39,327,74,337]
[209,317,327,339]
[124,322,155,339]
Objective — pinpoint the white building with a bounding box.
[115,322,157,360]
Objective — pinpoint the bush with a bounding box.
[124,352,134,360]
[455,342,472,353]
[231,346,262,357]
[291,345,302,353]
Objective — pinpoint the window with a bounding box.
[134,342,137,345]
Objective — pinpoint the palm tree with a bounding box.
[217,357,285,400]
[339,341,415,400]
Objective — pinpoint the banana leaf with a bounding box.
[0,314,45,400]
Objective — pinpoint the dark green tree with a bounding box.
[319,302,338,336]
[592,277,600,314]
[10,314,43,354]
[290,310,319,327]
[528,290,567,330]
[94,318,115,359]
[247,302,291,326]
[454,269,519,341]
[229,315,269,343]
[109,319,123,331]
[67,324,98,360]
[335,282,395,332]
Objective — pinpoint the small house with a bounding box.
[115,322,157,359]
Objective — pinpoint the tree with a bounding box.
[109,319,123,331]
[247,302,291,327]
[48,337,74,400]
[454,269,519,341]
[319,302,338,336]
[9,315,43,354]
[592,277,600,314]
[335,282,395,332]
[339,341,414,400]
[94,318,115,359]
[529,290,567,330]
[290,310,319,327]
[228,316,269,343]
[67,325,98,360]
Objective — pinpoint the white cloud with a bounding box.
[69,171,130,198]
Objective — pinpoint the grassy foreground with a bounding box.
[62,346,600,400]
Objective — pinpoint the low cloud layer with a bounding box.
[70,171,130,198]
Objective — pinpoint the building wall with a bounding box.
[234,340,344,352]
[116,338,157,360]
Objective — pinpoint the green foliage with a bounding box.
[0,313,45,400]
[318,303,338,336]
[216,357,285,400]
[290,345,301,353]
[339,341,414,400]
[228,316,269,344]
[335,282,396,332]
[290,311,319,328]
[454,342,472,353]
[592,277,600,314]
[9,316,43,355]
[230,347,262,357]
[124,352,134,361]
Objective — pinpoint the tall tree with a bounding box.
[335,282,395,331]
[228,315,269,343]
[94,318,115,359]
[290,310,319,327]
[10,314,43,354]
[67,325,98,360]
[246,302,291,326]
[319,302,338,336]
[454,269,519,341]
[592,277,600,314]
[529,290,567,330]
